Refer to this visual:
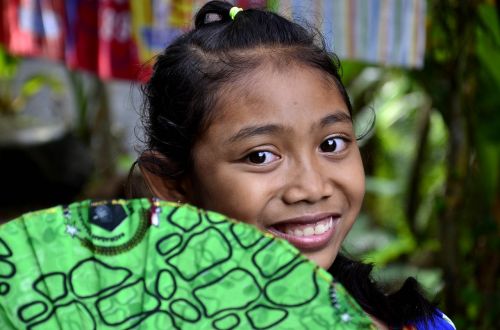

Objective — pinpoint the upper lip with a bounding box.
[267,212,340,227]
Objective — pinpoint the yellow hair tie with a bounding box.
[229,7,243,20]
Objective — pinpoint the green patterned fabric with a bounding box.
[0,199,375,329]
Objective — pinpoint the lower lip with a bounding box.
[266,218,338,251]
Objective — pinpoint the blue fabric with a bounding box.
[413,309,456,330]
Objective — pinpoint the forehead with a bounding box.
[208,64,349,131]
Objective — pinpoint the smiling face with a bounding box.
[183,64,365,269]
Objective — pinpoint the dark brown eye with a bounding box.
[247,151,279,165]
[320,137,347,153]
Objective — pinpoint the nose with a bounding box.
[282,157,334,204]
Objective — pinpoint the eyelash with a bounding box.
[244,135,351,166]
[319,135,351,154]
[245,150,280,165]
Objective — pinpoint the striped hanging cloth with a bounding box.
[0,0,427,80]
[273,0,427,68]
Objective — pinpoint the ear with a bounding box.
[139,151,190,203]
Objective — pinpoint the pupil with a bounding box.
[321,138,337,152]
[249,152,266,164]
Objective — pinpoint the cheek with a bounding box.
[350,169,365,209]
[335,151,365,227]
[346,151,365,207]
[191,167,272,226]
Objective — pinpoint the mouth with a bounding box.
[266,214,338,251]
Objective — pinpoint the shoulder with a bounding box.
[405,308,456,330]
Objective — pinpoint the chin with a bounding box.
[303,251,337,270]
[318,258,335,270]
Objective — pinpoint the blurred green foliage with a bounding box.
[344,1,500,329]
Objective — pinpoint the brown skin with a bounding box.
[143,64,387,328]
[144,64,365,270]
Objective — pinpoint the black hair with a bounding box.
[139,1,437,327]
[331,254,437,328]
[139,0,351,179]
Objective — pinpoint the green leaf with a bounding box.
[0,46,20,81]
[20,74,63,99]
[477,4,500,86]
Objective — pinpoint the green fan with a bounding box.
[0,199,375,329]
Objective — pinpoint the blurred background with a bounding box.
[0,0,498,328]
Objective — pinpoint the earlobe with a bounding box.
[139,152,189,203]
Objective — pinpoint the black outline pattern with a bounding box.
[246,304,288,330]
[0,239,13,257]
[17,301,48,324]
[0,238,15,297]
[264,260,320,307]
[0,283,9,296]
[155,269,177,301]
[167,206,202,232]
[230,223,265,249]
[212,313,241,330]
[166,227,232,281]
[69,257,132,299]
[0,199,375,329]
[27,300,96,330]
[33,272,67,303]
[203,210,229,225]
[155,233,182,257]
[169,298,201,323]
[95,278,160,326]
[129,311,179,330]
[193,267,261,317]
[0,260,15,279]
[252,240,300,278]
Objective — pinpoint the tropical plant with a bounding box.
[343,1,499,329]
[0,46,62,117]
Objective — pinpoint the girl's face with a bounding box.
[187,65,365,269]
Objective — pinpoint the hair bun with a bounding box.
[194,1,233,28]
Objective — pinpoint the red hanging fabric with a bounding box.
[97,0,141,80]
[3,0,65,59]
[39,0,65,59]
[0,1,7,46]
[65,0,99,73]
[0,0,273,81]
[3,0,42,57]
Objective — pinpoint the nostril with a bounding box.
[282,181,333,204]
[281,159,333,204]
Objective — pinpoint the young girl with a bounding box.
[138,1,455,329]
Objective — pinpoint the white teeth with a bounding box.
[314,223,327,235]
[303,227,315,236]
[326,217,333,229]
[281,216,334,237]
[286,228,305,236]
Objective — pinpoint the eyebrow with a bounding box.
[226,111,352,144]
[227,124,285,144]
[318,112,352,128]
